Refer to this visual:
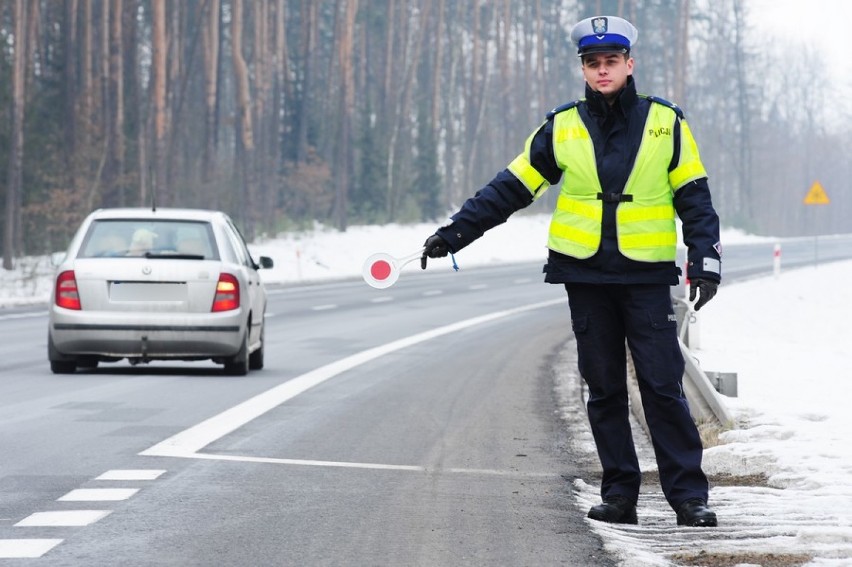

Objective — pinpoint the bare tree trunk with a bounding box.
[462,5,491,193]
[431,0,444,134]
[534,0,545,118]
[498,0,510,162]
[731,0,751,221]
[271,0,289,217]
[253,0,272,228]
[332,0,358,230]
[62,0,78,182]
[232,0,256,234]
[122,0,143,206]
[83,0,110,212]
[442,1,463,208]
[80,0,93,150]
[107,0,125,206]
[165,1,182,201]
[151,0,167,207]
[201,0,220,186]
[382,0,395,112]
[295,0,317,165]
[673,0,690,106]
[25,0,40,98]
[4,0,27,269]
[386,1,430,219]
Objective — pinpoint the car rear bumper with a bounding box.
[49,308,245,358]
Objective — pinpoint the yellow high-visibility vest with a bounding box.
[508,99,707,262]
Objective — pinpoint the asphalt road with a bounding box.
[1,234,850,566]
[0,262,613,566]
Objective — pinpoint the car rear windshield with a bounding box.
[79,219,220,260]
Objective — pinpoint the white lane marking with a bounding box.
[0,539,63,558]
[264,312,276,319]
[422,290,443,296]
[141,298,563,458]
[15,511,111,527]
[370,297,393,303]
[468,284,488,290]
[58,488,139,501]
[189,453,424,471]
[181,453,559,478]
[95,469,166,481]
[312,304,337,311]
[514,278,533,284]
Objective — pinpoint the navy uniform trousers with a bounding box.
[565,282,709,510]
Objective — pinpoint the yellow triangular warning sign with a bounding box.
[803,181,830,205]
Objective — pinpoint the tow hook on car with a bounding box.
[129,336,151,365]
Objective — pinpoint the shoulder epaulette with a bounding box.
[546,99,582,120]
[642,95,684,119]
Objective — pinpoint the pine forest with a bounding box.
[1,0,849,269]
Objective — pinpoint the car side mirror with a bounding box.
[258,256,274,269]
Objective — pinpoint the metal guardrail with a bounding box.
[672,297,737,428]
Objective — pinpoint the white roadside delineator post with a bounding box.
[774,242,782,278]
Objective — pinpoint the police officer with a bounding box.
[421,15,720,527]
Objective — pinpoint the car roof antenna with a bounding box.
[151,186,157,212]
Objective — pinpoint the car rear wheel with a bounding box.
[48,333,77,374]
[224,331,249,376]
[249,325,264,371]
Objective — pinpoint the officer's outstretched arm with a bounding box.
[431,169,534,255]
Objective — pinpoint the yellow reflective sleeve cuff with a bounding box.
[670,160,707,189]
[508,154,547,197]
[670,120,708,189]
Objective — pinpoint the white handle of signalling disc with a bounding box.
[362,248,425,289]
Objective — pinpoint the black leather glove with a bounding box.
[689,279,718,311]
[421,234,449,269]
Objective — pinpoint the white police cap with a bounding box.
[570,16,638,56]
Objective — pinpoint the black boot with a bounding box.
[676,499,717,527]
[587,495,638,524]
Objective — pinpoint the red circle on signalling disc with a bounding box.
[362,252,400,289]
[370,259,392,280]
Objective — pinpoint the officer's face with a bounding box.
[581,53,633,101]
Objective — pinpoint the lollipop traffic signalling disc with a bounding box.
[362,248,424,289]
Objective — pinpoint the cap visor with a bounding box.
[578,45,629,56]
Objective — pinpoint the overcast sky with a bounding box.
[748,0,852,77]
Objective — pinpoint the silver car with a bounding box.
[48,208,273,375]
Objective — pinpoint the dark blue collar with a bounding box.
[585,76,637,118]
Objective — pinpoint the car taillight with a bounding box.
[55,270,82,310]
[211,273,240,312]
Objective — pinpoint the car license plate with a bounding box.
[110,282,187,302]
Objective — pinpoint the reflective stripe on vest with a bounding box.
[548,102,706,262]
[507,122,549,198]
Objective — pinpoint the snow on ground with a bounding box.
[2,214,850,565]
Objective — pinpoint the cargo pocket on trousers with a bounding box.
[648,311,677,333]
[646,310,684,396]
